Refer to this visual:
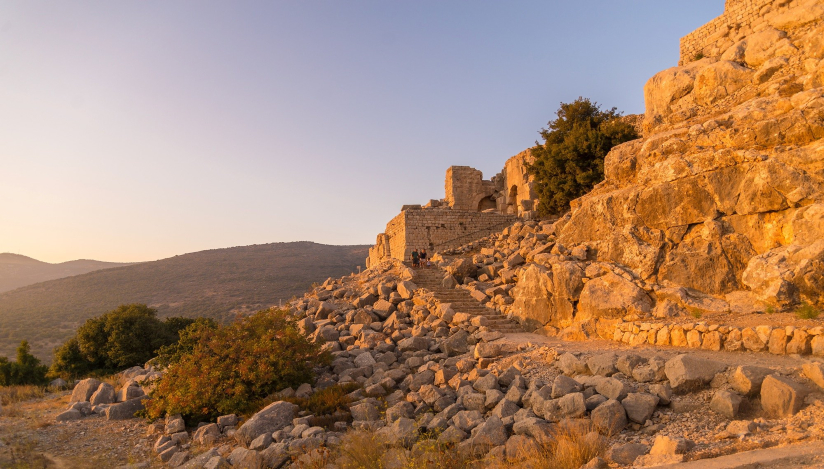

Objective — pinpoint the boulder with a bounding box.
[607,442,649,465]
[587,353,618,376]
[760,375,809,418]
[551,375,583,398]
[396,281,417,299]
[194,423,221,446]
[235,401,298,446]
[710,390,744,419]
[105,396,146,420]
[591,399,627,435]
[70,378,101,403]
[664,354,726,393]
[729,365,771,396]
[55,409,83,422]
[89,383,116,406]
[471,415,508,448]
[227,448,264,469]
[576,273,652,320]
[446,258,477,281]
[621,393,659,424]
[803,362,824,390]
[595,377,629,401]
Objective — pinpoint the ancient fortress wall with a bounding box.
[367,209,516,267]
[679,0,794,65]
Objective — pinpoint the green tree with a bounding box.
[0,340,48,386]
[528,97,639,216]
[50,304,197,378]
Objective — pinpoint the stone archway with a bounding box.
[477,196,497,211]
[507,185,518,215]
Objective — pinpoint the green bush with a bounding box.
[528,97,639,216]
[153,317,218,368]
[50,304,198,378]
[796,302,821,320]
[0,341,48,386]
[144,309,329,421]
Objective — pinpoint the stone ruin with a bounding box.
[366,150,539,268]
[445,149,539,216]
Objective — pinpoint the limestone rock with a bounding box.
[591,399,627,435]
[664,354,726,393]
[730,365,772,397]
[802,362,824,389]
[576,273,652,321]
[710,390,744,419]
[105,397,146,420]
[70,378,101,403]
[90,383,115,406]
[621,393,659,424]
[760,375,809,418]
[235,401,298,446]
[607,442,649,465]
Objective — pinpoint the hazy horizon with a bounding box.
[1,1,722,263]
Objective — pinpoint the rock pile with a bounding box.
[55,366,159,422]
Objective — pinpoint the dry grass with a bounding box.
[309,419,607,469]
[0,435,53,469]
[0,385,47,406]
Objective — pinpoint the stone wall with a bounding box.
[679,0,802,65]
[445,166,497,211]
[366,208,516,267]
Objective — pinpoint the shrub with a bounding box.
[50,304,198,379]
[0,341,49,386]
[528,97,638,216]
[283,383,359,418]
[796,302,821,320]
[153,318,218,368]
[144,309,329,421]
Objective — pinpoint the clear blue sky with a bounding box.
[0,1,722,263]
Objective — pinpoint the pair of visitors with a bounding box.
[411,249,419,267]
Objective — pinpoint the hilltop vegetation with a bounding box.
[528,97,639,216]
[0,253,131,294]
[0,242,369,360]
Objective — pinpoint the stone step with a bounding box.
[412,264,522,334]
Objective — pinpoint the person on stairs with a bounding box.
[411,249,419,268]
[420,249,427,269]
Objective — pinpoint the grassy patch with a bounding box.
[689,308,702,319]
[796,302,821,320]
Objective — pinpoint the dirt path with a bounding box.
[0,391,159,469]
[499,332,811,370]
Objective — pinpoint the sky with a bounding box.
[0,1,723,263]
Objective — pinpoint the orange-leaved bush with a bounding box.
[144,309,329,421]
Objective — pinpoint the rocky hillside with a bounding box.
[490,0,824,332]
[0,242,369,360]
[0,253,132,294]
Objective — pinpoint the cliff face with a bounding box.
[551,0,824,312]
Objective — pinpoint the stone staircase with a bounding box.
[411,266,522,333]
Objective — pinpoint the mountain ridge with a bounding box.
[0,253,133,294]
[0,241,369,360]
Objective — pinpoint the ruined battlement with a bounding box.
[679,0,804,65]
[366,149,537,267]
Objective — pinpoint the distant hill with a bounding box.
[0,253,132,293]
[0,242,369,360]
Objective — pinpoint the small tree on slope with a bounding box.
[528,97,638,216]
